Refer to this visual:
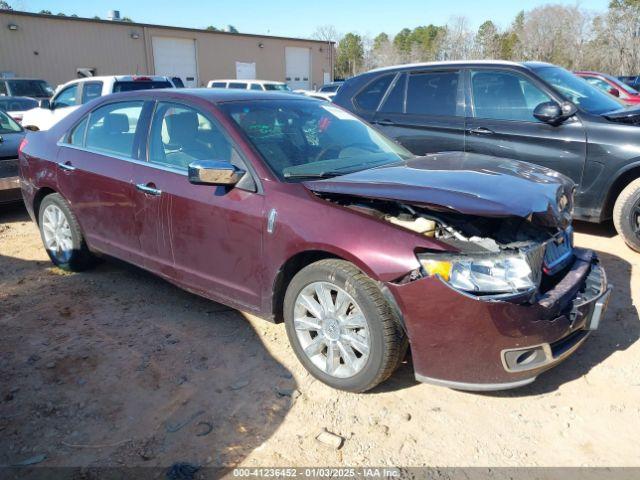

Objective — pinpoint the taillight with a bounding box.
[18,137,28,156]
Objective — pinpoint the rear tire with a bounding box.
[38,193,96,271]
[613,178,640,252]
[283,259,407,392]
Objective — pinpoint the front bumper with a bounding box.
[387,248,610,390]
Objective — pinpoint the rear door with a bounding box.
[132,100,265,307]
[56,100,146,263]
[465,68,587,183]
[372,69,466,155]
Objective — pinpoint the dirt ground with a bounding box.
[1,201,639,471]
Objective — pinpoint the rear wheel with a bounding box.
[38,193,96,271]
[283,259,407,392]
[613,178,640,252]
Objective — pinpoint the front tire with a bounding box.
[283,259,407,392]
[613,178,640,252]
[38,193,96,271]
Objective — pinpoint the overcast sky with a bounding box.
[8,0,612,38]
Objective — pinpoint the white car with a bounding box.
[21,75,174,131]
[206,79,292,92]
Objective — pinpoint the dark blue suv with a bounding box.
[334,61,640,251]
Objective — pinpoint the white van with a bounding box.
[206,79,292,92]
[21,75,174,131]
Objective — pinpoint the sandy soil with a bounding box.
[1,202,639,472]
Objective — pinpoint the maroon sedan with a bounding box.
[18,89,611,392]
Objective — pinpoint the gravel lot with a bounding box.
[1,202,639,470]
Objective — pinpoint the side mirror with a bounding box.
[188,160,245,186]
[608,87,620,97]
[533,101,577,125]
[38,99,51,109]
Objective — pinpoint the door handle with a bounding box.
[136,183,162,196]
[58,162,76,172]
[468,127,494,135]
[375,119,395,126]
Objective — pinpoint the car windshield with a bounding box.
[7,80,54,97]
[0,98,38,112]
[113,81,173,92]
[0,110,22,133]
[536,67,624,114]
[264,84,291,91]
[220,99,412,181]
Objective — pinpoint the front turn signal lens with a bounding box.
[421,259,452,281]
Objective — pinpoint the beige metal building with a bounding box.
[0,10,334,90]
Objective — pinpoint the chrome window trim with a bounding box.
[55,142,189,176]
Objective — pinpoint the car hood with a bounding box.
[304,152,575,229]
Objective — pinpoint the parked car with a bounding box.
[19,89,610,392]
[0,78,54,99]
[575,71,640,105]
[0,110,26,204]
[317,81,343,93]
[0,96,38,124]
[618,75,640,90]
[21,75,174,131]
[207,79,292,92]
[334,61,640,251]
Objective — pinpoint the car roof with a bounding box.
[209,79,286,84]
[366,60,556,74]
[101,88,312,103]
[1,78,49,82]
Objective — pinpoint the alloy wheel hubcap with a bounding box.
[42,204,73,262]
[293,281,370,379]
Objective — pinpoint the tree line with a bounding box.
[316,0,640,79]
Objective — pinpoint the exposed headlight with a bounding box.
[418,252,536,295]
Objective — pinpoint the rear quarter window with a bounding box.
[354,74,394,111]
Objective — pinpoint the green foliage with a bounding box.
[393,28,413,54]
[39,10,52,14]
[373,32,389,51]
[0,1,12,10]
[121,17,133,22]
[336,33,364,78]
[206,25,220,31]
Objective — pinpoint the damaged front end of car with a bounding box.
[303,153,610,389]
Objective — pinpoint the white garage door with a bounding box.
[285,47,311,90]
[152,37,198,87]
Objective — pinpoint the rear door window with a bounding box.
[470,70,552,122]
[85,101,144,158]
[250,84,263,91]
[354,74,394,111]
[0,82,7,95]
[378,74,406,113]
[81,82,103,103]
[68,116,89,146]
[406,71,461,116]
[228,82,248,89]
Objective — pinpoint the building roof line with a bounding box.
[0,9,335,45]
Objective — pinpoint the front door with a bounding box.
[372,69,466,156]
[465,68,587,184]
[133,101,265,309]
[56,100,146,263]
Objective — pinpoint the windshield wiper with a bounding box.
[283,171,343,179]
